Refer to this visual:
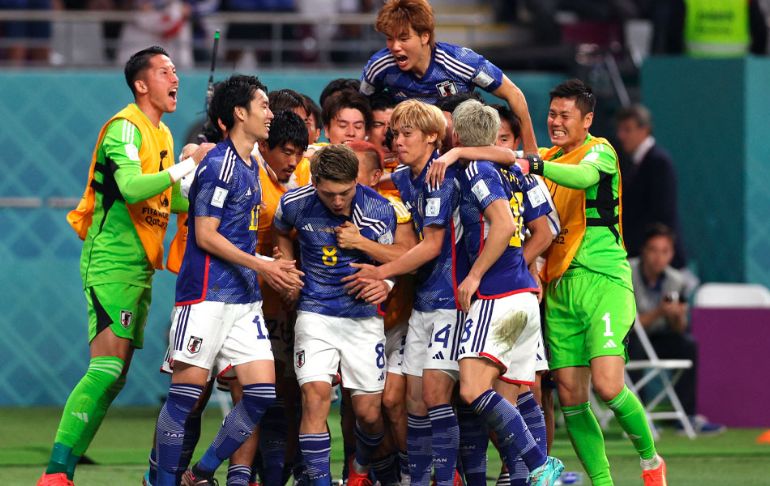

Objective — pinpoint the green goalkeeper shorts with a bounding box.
[544,268,636,370]
[86,283,152,348]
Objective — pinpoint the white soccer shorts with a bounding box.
[402,309,465,378]
[293,311,386,393]
[168,300,273,371]
[459,292,541,385]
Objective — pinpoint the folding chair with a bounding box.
[693,283,770,308]
[622,317,696,439]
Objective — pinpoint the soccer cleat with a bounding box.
[142,470,152,486]
[181,468,219,486]
[429,469,463,486]
[36,473,74,486]
[527,457,564,486]
[641,455,667,486]
[347,457,373,486]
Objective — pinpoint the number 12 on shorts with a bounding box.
[602,312,614,337]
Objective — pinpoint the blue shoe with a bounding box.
[528,457,564,486]
[142,470,152,486]
[676,415,726,435]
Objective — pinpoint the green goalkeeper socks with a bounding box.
[46,356,125,476]
[606,385,657,460]
[562,402,613,486]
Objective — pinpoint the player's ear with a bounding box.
[235,107,246,122]
[134,78,148,95]
[425,132,438,144]
[419,31,430,46]
[451,131,460,147]
[583,111,594,130]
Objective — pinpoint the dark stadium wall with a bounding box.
[0,70,564,406]
[642,57,770,288]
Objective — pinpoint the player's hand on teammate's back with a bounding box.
[258,258,304,293]
[457,274,481,313]
[335,222,363,250]
[191,142,216,163]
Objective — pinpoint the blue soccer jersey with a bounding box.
[274,184,397,318]
[459,161,551,298]
[176,139,262,305]
[360,42,504,104]
[391,154,467,312]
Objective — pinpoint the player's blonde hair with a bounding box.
[376,0,436,50]
[390,100,446,151]
[452,99,500,147]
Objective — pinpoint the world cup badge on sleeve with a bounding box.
[296,350,306,368]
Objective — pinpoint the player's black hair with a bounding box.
[266,110,309,152]
[322,90,373,131]
[124,45,170,96]
[303,94,322,128]
[435,91,483,114]
[550,78,596,117]
[369,91,397,112]
[319,78,361,109]
[268,89,306,114]
[209,74,268,132]
[310,144,359,183]
[490,103,521,140]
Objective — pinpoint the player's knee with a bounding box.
[458,382,483,406]
[355,406,383,430]
[592,378,624,402]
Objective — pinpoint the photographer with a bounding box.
[629,224,725,434]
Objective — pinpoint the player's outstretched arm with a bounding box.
[458,199,516,312]
[345,224,444,282]
[427,146,517,187]
[195,216,304,293]
[519,160,600,190]
[493,76,538,155]
[111,128,213,203]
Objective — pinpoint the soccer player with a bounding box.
[432,80,668,486]
[153,74,304,486]
[347,100,465,486]
[38,46,213,486]
[339,140,418,485]
[360,0,539,154]
[448,99,563,486]
[323,89,372,145]
[522,79,667,486]
[251,109,310,486]
[273,144,397,486]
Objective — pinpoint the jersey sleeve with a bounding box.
[580,142,617,175]
[193,155,230,220]
[518,172,552,223]
[273,191,300,233]
[102,119,171,203]
[455,45,504,93]
[359,49,391,96]
[466,162,509,212]
[422,168,457,228]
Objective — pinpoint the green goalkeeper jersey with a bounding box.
[80,117,175,288]
[543,134,633,291]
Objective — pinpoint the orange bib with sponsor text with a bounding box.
[67,103,174,270]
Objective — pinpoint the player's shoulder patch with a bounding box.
[471,179,490,202]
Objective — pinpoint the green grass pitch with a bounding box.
[1,405,768,485]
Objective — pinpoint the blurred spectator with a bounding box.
[0,0,60,65]
[615,103,687,269]
[222,0,294,66]
[118,0,193,67]
[628,224,725,434]
[645,0,767,56]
